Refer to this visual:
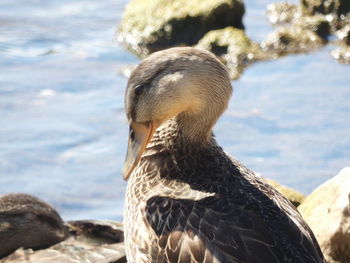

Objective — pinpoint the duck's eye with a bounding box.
[130,127,135,141]
[134,84,146,97]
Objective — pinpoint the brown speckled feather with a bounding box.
[124,120,324,263]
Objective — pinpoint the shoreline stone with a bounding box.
[301,0,350,18]
[299,167,350,263]
[118,0,349,80]
[267,1,350,65]
[118,0,245,57]
[196,27,264,79]
[263,3,331,59]
[294,15,331,38]
[3,168,350,263]
[2,220,126,263]
[261,26,324,56]
[336,24,350,44]
[331,45,350,63]
[266,2,301,25]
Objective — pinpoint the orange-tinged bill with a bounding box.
[122,121,157,180]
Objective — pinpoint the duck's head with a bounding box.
[123,47,232,180]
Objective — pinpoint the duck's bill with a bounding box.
[122,121,157,180]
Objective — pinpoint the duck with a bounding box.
[0,193,68,259]
[0,193,126,263]
[123,47,325,263]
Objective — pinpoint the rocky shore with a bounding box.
[1,1,349,262]
[299,168,350,263]
[1,168,349,263]
[118,0,350,79]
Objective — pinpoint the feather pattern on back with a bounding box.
[124,120,324,263]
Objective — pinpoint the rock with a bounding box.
[301,0,350,17]
[266,2,300,25]
[66,220,124,244]
[0,193,68,259]
[118,0,245,57]
[2,242,126,263]
[331,45,350,64]
[294,15,331,39]
[261,26,324,56]
[266,2,330,39]
[196,26,263,79]
[298,168,350,263]
[2,220,126,263]
[264,178,305,207]
[336,24,350,44]
[332,24,350,63]
[338,14,350,30]
[197,27,249,56]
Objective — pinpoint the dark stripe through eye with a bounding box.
[134,84,146,97]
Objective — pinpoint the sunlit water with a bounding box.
[0,0,349,221]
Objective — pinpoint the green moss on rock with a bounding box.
[301,0,350,17]
[196,27,262,79]
[331,45,350,64]
[336,24,350,44]
[197,27,251,54]
[266,2,300,25]
[118,0,245,57]
[294,15,331,38]
[261,26,324,56]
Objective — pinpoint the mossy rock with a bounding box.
[336,24,350,44]
[264,178,305,207]
[118,0,245,57]
[298,168,350,263]
[294,15,331,38]
[261,26,324,56]
[266,2,300,25]
[197,27,251,55]
[196,27,263,79]
[331,45,350,64]
[301,0,350,17]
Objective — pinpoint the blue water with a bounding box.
[0,0,349,221]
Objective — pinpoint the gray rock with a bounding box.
[299,168,350,263]
[2,242,126,263]
[1,220,126,263]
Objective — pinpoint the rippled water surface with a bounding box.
[0,0,349,220]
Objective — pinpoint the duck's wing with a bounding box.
[145,194,325,263]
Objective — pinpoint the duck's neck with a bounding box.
[176,107,219,144]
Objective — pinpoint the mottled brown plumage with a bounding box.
[123,47,325,263]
